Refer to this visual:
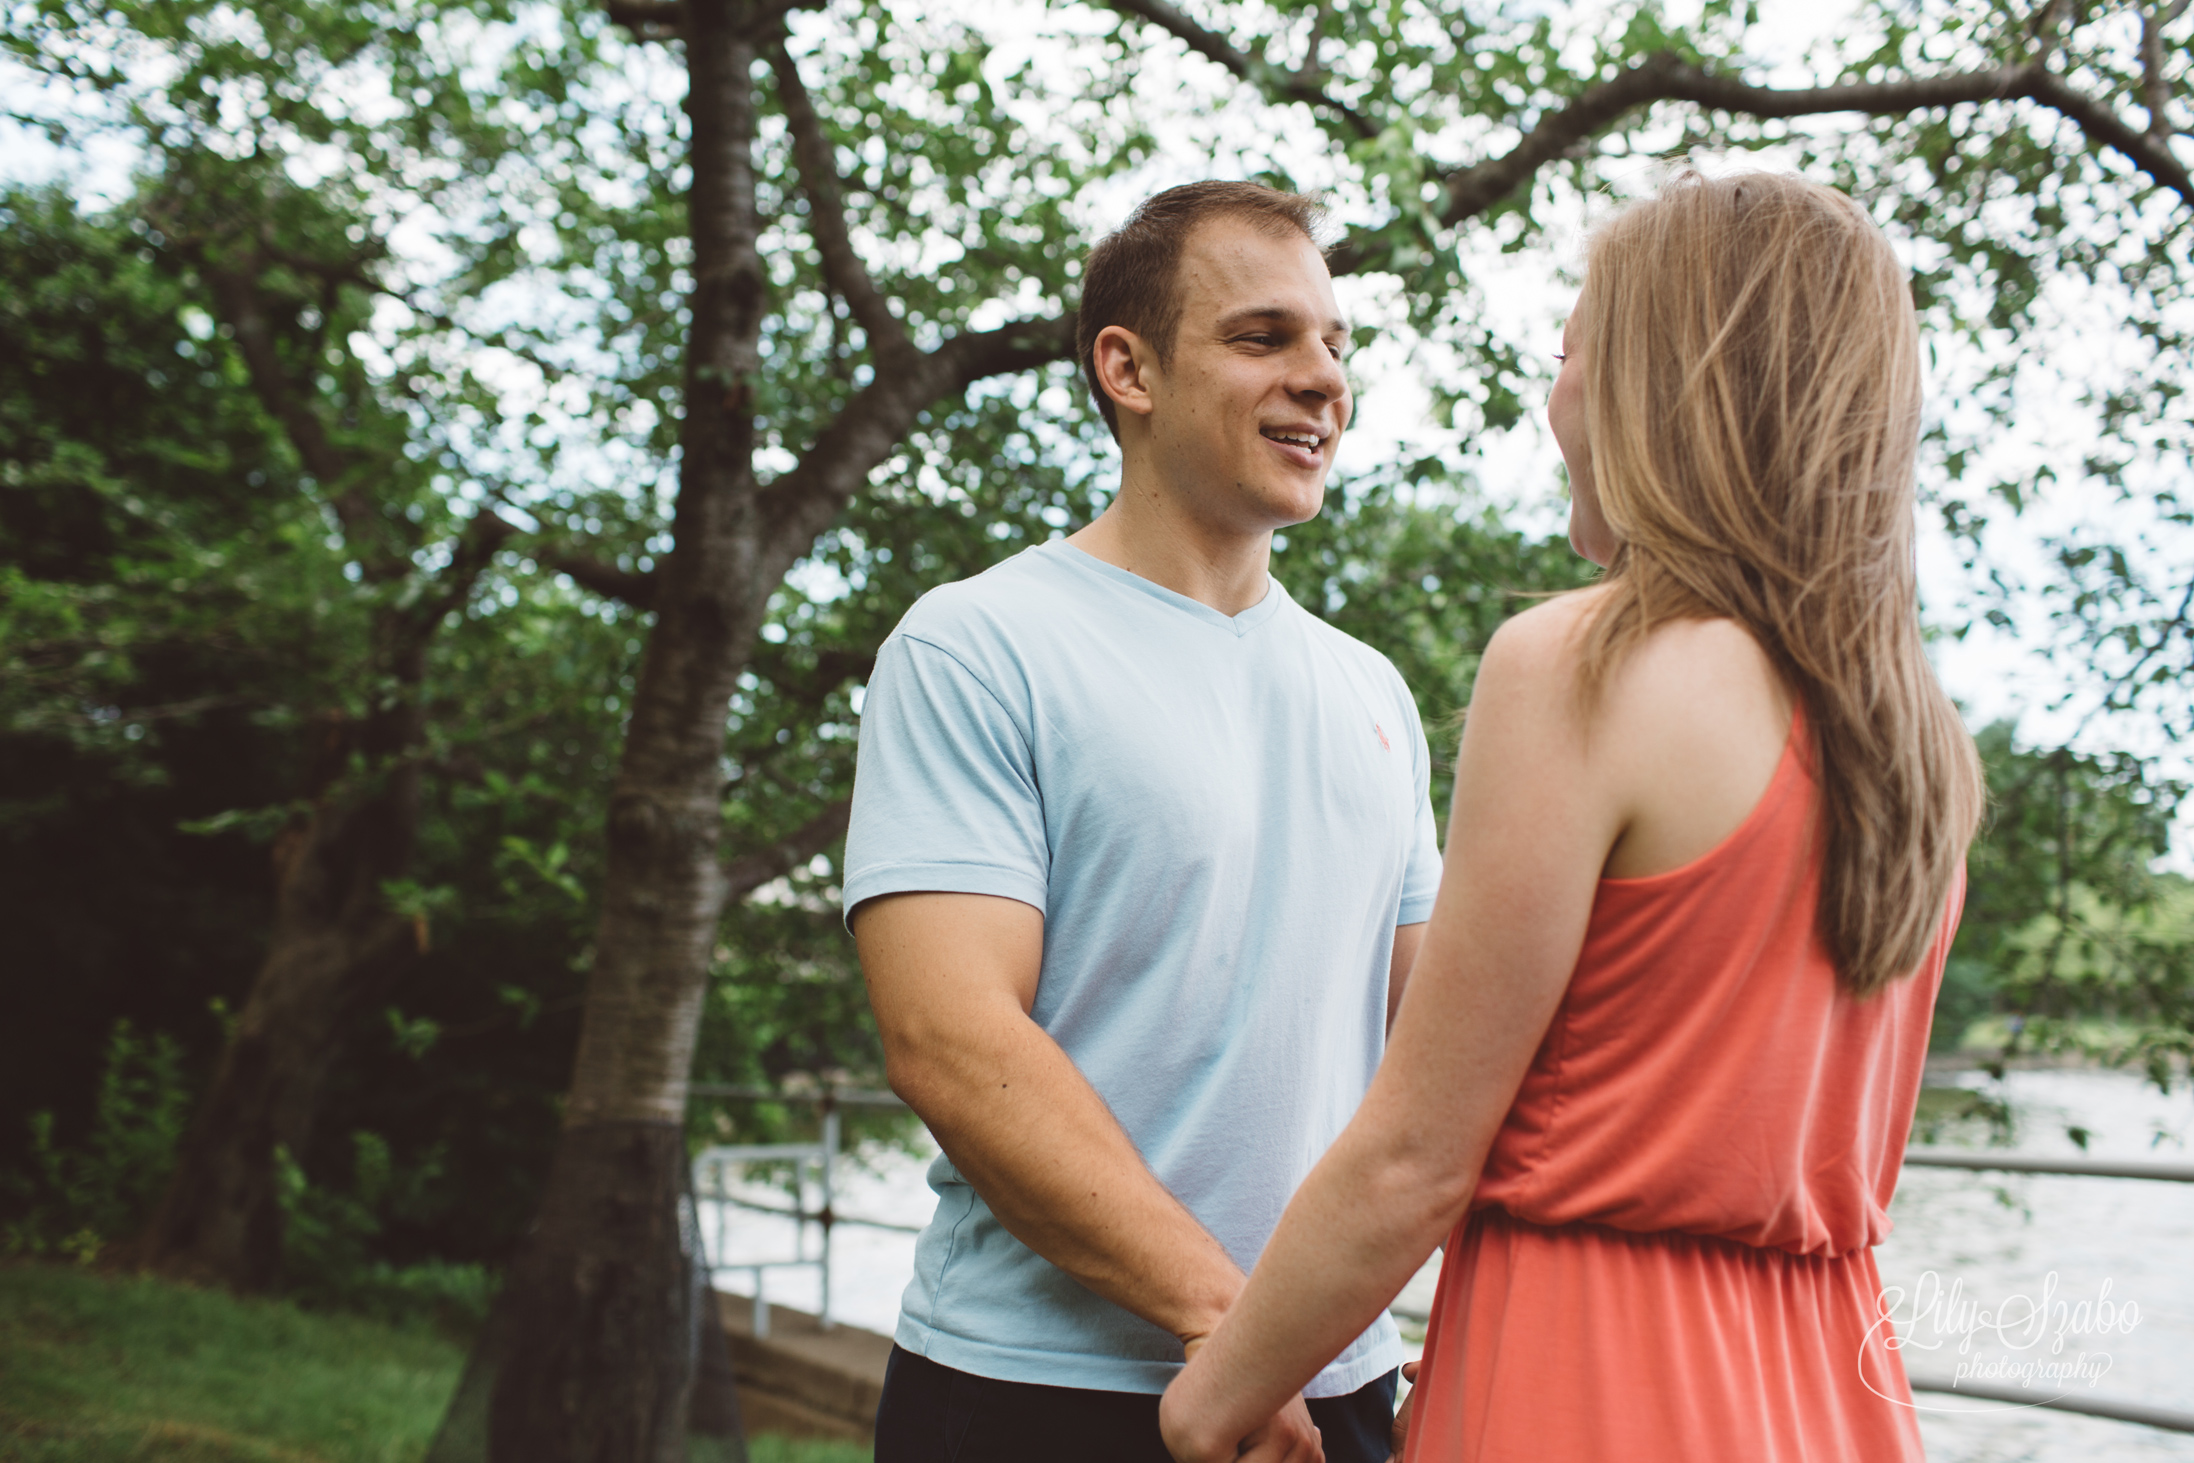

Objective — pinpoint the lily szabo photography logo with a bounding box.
[1864,1271,2144,1409]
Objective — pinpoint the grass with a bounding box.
[746,1442,869,1463]
[0,1263,870,1462]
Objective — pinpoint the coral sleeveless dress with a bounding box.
[1402,707,1960,1462]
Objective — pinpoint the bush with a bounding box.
[276,1131,496,1333]
[1930,956,1999,1053]
[1,1020,190,1261]
[0,1024,495,1336]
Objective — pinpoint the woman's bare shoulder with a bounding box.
[1467,588,1614,724]
[1477,594,1784,734]
[1605,616,1785,725]
[1465,594,1792,879]
[1601,617,1793,878]
[1480,587,1609,669]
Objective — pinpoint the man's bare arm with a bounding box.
[855,889,1246,1347]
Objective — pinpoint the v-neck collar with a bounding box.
[1044,540,1289,639]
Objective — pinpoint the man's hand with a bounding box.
[1386,1360,1420,1461]
[1233,1397,1325,1463]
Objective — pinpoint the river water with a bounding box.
[704,1067,2193,1461]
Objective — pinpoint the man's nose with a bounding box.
[1288,341,1349,411]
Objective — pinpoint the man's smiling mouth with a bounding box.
[1261,428,1325,450]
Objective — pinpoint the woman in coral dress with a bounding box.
[1159,172,1983,1463]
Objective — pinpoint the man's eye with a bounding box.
[1553,352,1569,363]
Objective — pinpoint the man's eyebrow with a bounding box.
[1216,305,1353,338]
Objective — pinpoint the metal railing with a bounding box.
[687,1082,912,1338]
[1902,1369,2194,1434]
[1895,1139,2194,1433]
[1902,1146,2194,1183]
[689,1084,2193,1433]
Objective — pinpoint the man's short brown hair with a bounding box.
[1076,181,1327,441]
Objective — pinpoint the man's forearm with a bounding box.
[860,890,1247,1347]
[891,1003,1245,1347]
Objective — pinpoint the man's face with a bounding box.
[1141,217,1352,533]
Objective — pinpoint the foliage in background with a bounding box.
[0,185,330,1165]
[1,1024,190,1264]
[1086,0,2193,750]
[1941,721,2193,1084]
[0,178,632,1272]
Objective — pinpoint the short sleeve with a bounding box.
[841,632,1051,928]
[1397,690,1443,926]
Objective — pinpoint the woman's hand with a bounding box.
[1160,1341,1325,1463]
[1158,1398,1324,1463]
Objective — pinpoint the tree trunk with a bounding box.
[460,1,1082,1451]
[487,1124,703,1461]
[482,5,769,1459]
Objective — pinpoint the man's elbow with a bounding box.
[877,1031,935,1112]
[874,1015,975,1121]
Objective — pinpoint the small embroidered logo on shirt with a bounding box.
[1374,721,1391,752]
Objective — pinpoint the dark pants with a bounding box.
[875,1344,1398,1463]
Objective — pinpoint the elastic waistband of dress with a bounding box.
[1463,1205,1874,1265]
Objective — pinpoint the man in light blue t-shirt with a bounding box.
[846,182,1442,1463]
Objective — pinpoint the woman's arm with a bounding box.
[1159,600,1794,1461]
[1158,598,1624,1462]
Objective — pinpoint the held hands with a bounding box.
[1159,1338,1325,1463]
[1159,1393,1324,1463]
[1386,1360,1419,1461]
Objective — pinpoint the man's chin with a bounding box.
[1272,478,1333,527]
[1188,472,1330,536]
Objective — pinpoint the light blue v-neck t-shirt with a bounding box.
[843,538,1442,1398]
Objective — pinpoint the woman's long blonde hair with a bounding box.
[1573,171,1982,996]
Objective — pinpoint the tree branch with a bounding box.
[199,265,352,494]
[2023,65,2194,202]
[930,312,1082,395]
[2100,571,2194,717]
[1429,52,2194,234]
[767,40,913,360]
[391,509,519,659]
[722,797,852,900]
[1295,0,1333,84]
[745,646,874,711]
[606,0,684,40]
[755,312,1077,567]
[2028,0,2075,64]
[141,191,418,572]
[190,259,425,584]
[538,548,659,611]
[1106,0,1379,140]
[2140,0,2189,137]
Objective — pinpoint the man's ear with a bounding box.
[1092,324,1159,424]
